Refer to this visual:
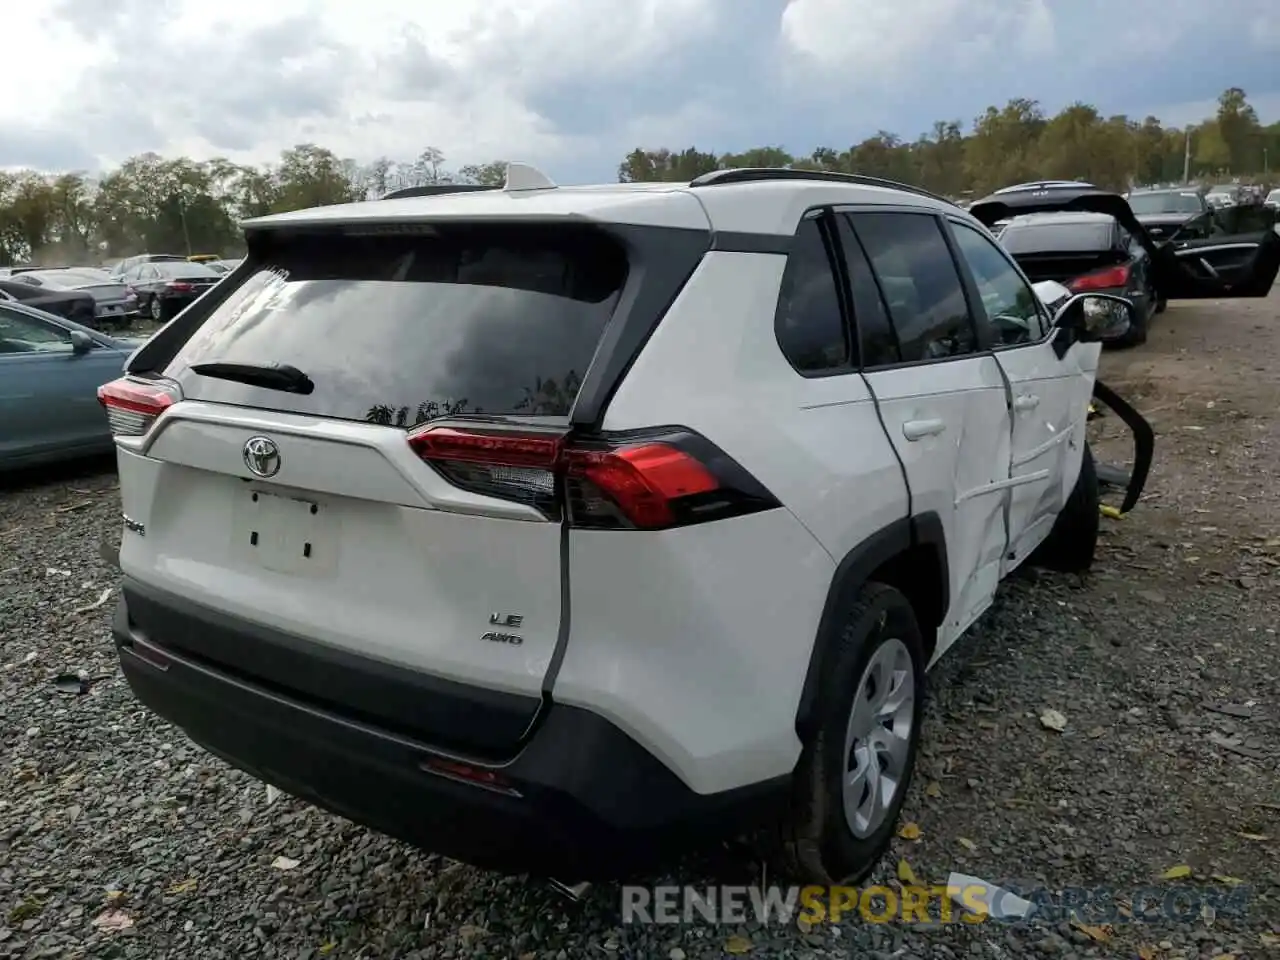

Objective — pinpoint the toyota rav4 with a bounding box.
[100,166,1280,884]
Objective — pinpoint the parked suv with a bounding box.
[100,166,1280,884]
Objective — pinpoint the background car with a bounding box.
[205,258,242,274]
[121,259,222,321]
[108,253,189,280]
[0,277,97,326]
[9,268,138,329]
[1205,184,1241,209]
[1126,186,1216,241]
[1265,187,1280,212]
[0,300,149,470]
[998,211,1160,345]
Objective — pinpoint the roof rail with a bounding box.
[381,184,502,200]
[688,167,951,205]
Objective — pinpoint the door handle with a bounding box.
[902,418,946,441]
[1013,394,1040,411]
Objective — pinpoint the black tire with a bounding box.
[149,295,166,323]
[1027,443,1099,573]
[1114,303,1148,347]
[774,582,926,884]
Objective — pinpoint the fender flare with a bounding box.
[794,512,948,740]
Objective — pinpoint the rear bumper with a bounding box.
[112,584,787,877]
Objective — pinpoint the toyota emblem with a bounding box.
[243,436,281,478]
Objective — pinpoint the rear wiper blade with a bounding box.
[190,361,315,395]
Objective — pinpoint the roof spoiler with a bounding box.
[381,184,501,200]
[380,163,558,200]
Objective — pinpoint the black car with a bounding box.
[109,253,190,280]
[998,212,1160,345]
[0,278,97,327]
[9,268,138,330]
[970,183,1280,305]
[122,260,223,322]
[1126,187,1217,242]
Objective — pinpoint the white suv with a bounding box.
[100,166,1280,884]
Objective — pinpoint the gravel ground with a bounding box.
[2,294,1278,959]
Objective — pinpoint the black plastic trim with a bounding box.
[711,231,792,255]
[118,578,542,760]
[794,512,949,739]
[568,224,712,429]
[1091,379,1154,514]
[112,592,788,877]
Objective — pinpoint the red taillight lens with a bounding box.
[407,424,777,530]
[166,281,194,293]
[565,444,718,528]
[97,377,181,438]
[1069,264,1130,292]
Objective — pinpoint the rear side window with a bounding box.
[774,216,850,374]
[164,225,628,425]
[1000,221,1115,254]
[847,212,975,364]
[834,215,899,367]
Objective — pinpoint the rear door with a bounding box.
[842,210,1012,654]
[115,224,629,722]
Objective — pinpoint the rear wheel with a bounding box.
[1027,443,1099,573]
[774,582,925,884]
[149,295,166,322]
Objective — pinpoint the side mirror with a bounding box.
[69,330,94,355]
[1052,293,1133,343]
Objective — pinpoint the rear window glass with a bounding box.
[1000,221,1114,254]
[1127,192,1204,215]
[156,262,219,278]
[165,225,628,425]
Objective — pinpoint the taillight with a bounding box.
[166,281,194,293]
[1069,264,1130,292]
[406,424,780,531]
[97,377,182,438]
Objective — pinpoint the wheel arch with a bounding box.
[793,512,949,741]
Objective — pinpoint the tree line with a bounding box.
[2,87,1275,266]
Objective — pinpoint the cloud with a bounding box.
[3,0,1278,181]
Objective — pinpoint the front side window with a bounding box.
[950,221,1048,347]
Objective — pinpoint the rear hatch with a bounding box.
[110,224,628,756]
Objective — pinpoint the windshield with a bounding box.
[1127,192,1203,215]
[163,225,629,425]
